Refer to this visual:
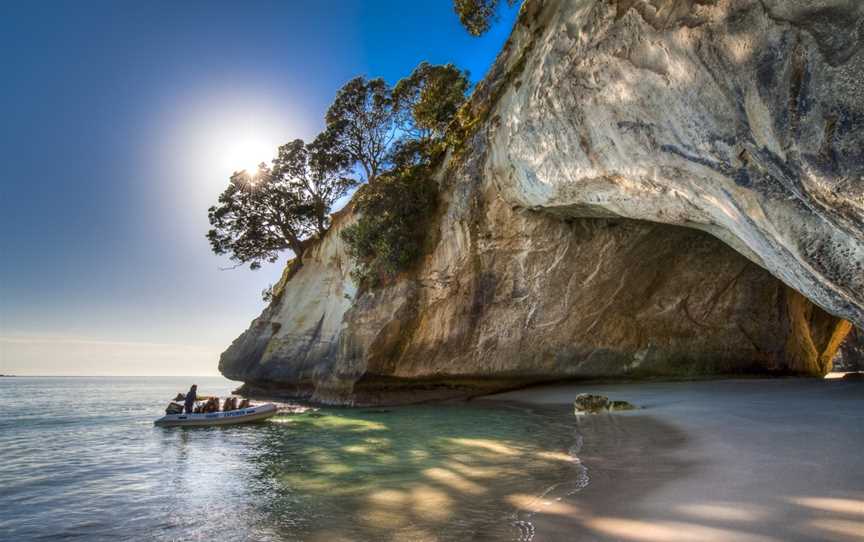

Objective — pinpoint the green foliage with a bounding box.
[338,65,470,287]
[322,77,401,183]
[207,136,354,270]
[445,31,533,156]
[207,165,312,270]
[207,61,469,279]
[271,137,357,235]
[453,0,516,36]
[394,62,470,139]
[341,164,438,286]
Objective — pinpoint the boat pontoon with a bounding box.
[154,403,278,427]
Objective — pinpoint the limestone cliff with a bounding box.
[221,0,862,404]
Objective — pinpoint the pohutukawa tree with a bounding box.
[207,137,355,269]
[207,62,470,279]
[271,136,356,235]
[207,165,313,269]
[394,62,470,139]
[322,76,401,184]
[453,0,517,36]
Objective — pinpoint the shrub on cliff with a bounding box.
[340,64,469,287]
[341,162,438,286]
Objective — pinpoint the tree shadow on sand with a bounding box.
[530,411,864,542]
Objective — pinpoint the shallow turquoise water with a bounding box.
[0,377,584,541]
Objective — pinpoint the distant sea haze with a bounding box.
[0,335,222,376]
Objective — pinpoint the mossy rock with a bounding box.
[608,400,636,411]
[573,393,610,413]
[574,394,637,414]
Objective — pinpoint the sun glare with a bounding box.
[224,138,276,175]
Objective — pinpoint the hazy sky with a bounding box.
[0,0,519,376]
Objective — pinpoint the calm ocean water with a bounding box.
[0,377,585,541]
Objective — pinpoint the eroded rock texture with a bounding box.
[489,0,864,326]
[220,0,862,404]
[834,327,864,372]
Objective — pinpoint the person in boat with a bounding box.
[202,397,220,413]
[184,384,197,414]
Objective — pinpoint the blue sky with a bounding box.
[0,1,519,375]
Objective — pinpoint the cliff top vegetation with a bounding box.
[206,1,518,290]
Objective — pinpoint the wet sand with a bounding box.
[482,378,864,541]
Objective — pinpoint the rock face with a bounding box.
[489,0,864,327]
[220,0,862,404]
[834,327,864,372]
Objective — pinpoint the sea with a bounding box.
[0,376,586,541]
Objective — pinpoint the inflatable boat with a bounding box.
[154,403,278,427]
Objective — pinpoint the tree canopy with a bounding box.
[453,0,516,36]
[394,62,470,139]
[271,136,356,235]
[338,64,470,286]
[207,62,470,281]
[207,137,355,269]
[341,162,438,286]
[322,77,400,184]
[207,165,311,270]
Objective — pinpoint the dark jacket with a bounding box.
[184,387,197,413]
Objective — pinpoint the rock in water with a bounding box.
[573,395,636,414]
[574,394,610,413]
[219,0,862,405]
[608,400,636,411]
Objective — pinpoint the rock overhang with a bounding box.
[487,0,864,328]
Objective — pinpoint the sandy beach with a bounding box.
[482,378,864,541]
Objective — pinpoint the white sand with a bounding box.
[482,378,864,541]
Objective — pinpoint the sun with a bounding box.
[224,138,276,175]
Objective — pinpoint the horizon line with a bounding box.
[0,374,231,378]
